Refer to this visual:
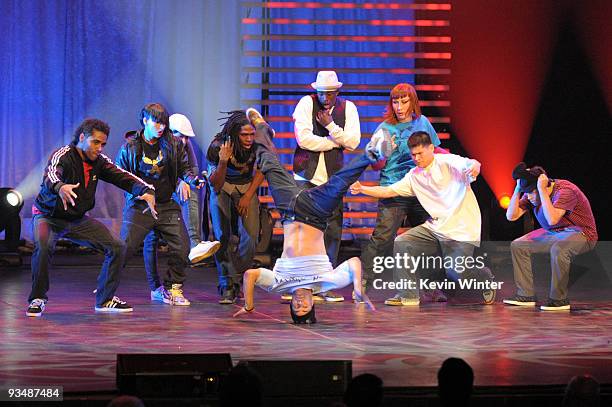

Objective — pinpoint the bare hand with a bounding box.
[59,183,79,210]
[177,180,190,202]
[354,291,376,311]
[139,192,158,219]
[350,181,363,195]
[219,141,233,162]
[233,306,253,318]
[537,173,549,191]
[465,160,481,179]
[237,194,251,217]
[316,110,333,126]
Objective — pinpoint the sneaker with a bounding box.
[420,288,448,303]
[169,284,191,306]
[503,294,537,307]
[219,287,237,304]
[384,295,420,306]
[540,298,570,311]
[479,267,497,305]
[95,296,133,313]
[246,107,266,127]
[280,293,293,303]
[365,128,394,162]
[151,286,172,304]
[317,291,345,302]
[247,107,277,153]
[188,241,221,264]
[26,298,46,317]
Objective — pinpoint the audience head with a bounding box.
[563,375,600,407]
[438,357,474,407]
[343,373,384,407]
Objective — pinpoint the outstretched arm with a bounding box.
[233,268,262,317]
[350,181,401,199]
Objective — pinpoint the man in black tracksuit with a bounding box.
[115,103,202,306]
[26,118,156,317]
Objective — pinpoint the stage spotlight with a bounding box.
[0,188,24,259]
[498,195,511,209]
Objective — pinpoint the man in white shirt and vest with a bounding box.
[351,131,496,306]
[291,71,361,302]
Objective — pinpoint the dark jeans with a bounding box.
[175,187,202,249]
[255,122,372,233]
[121,201,189,291]
[29,214,126,307]
[360,196,429,283]
[209,185,260,291]
[296,180,343,267]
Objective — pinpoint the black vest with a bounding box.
[293,95,346,181]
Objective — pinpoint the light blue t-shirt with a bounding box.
[377,115,440,186]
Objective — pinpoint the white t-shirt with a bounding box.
[255,255,353,294]
[389,154,481,244]
[292,95,361,186]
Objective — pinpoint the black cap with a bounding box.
[512,162,546,193]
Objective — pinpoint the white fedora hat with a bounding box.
[311,71,343,91]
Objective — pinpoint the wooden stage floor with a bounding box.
[1,253,611,394]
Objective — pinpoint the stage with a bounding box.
[1,251,611,400]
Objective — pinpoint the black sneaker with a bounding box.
[479,267,497,305]
[94,296,133,313]
[26,298,46,317]
[218,287,237,305]
[540,298,570,311]
[503,294,537,307]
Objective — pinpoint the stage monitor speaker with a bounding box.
[117,353,232,397]
[244,360,352,397]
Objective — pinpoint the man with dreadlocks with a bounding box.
[233,108,386,323]
[207,110,264,304]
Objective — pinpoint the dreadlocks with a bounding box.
[216,110,254,164]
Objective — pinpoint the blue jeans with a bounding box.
[176,187,202,249]
[209,184,260,291]
[29,214,126,307]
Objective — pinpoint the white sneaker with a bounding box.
[169,284,191,306]
[188,241,221,263]
[365,128,394,162]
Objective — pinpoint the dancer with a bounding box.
[233,109,384,322]
[116,103,218,306]
[359,83,447,302]
[503,162,597,310]
[207,111,263,304]
[351,131,495,306]
[27,118,156,316]
[291,70,362,302]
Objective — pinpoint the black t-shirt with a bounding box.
[206,138,256,185]
[140,141,173,202]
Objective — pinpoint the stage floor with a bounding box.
[1,253,612,393]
